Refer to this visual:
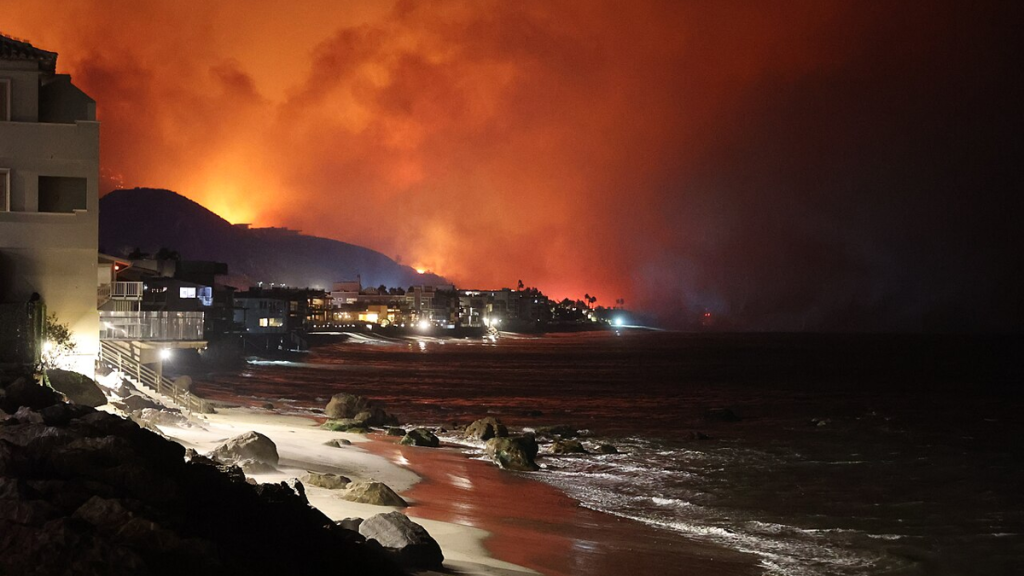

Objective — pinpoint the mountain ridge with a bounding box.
[99,188,447,290]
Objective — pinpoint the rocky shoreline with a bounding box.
[0,370,458,575]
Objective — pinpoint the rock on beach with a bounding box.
[465,417,508,441]
[359,511,445,570]
[485,434,540,471]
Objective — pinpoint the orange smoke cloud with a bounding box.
[13,1,1002,329]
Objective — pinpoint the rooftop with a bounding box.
[0,33,57,72]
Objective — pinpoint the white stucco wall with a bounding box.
[0,62,99,376]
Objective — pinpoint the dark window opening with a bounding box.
[38,176,87,213]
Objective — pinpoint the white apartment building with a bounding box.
[0,34,100,375]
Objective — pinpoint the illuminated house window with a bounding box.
[259,318,269,327]
[179,286,197,299]
[0,78,9,121]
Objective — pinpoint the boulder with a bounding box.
[385,427,407,437]
[325,393,370,419]
[597,444,619,454]
[322,420,369,433]
[354,406,397,427]
[338,517,363,533]
[238,459,277,475]
[341,481,407,507]
[549,439,588,454]
[131,408,191,429]
[324,438,352,447]
[464,417,508,441]
[485,434,540,471]
[301,472,351,490]
[359,511,444,570]
[685,431,711,440]
[115,394,166,413]
[0,384,405,576]
[46,370,107,407]
[400,428,440,448]
[209,431,279,467]
[535,424,578,439]
[0,377,61,413]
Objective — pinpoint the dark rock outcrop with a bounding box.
[485,434,540,471]
[0,371,404,576]
[549,439,588,454]
[465,417,508,441]
[323,393,397,429]
[325,393,370,419]
[324,438,352,447]
[209,431,279,467]
[400,428,440,448]
[341,481,408,507]
[359,511,445,570]
[597,444,619,454]
[46,369,107,407]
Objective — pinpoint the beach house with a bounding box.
[0,34,99,375]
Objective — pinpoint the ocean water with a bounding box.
[193,331,1024,576]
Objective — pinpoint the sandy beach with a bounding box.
[143,404,759,576]
[150,406,537,576]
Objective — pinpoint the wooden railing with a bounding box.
[98,340,211,414]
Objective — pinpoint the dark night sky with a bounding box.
[7,1,1022,331]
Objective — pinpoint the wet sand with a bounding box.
[366,436,760,576]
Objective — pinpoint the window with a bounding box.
[0,79,9,121]
[0,169,8,212]
[259,318,269,327]
[38,176,87,212]
[179,287,197,299]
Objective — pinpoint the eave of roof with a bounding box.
[0,33,58,72]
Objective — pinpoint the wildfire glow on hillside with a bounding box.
[5,0,1020,330]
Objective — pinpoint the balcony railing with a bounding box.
[100,311,204,341]
[111,281,144,299]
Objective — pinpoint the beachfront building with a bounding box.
[0,34,99,375]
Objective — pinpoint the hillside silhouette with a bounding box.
[99,188,446,290]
